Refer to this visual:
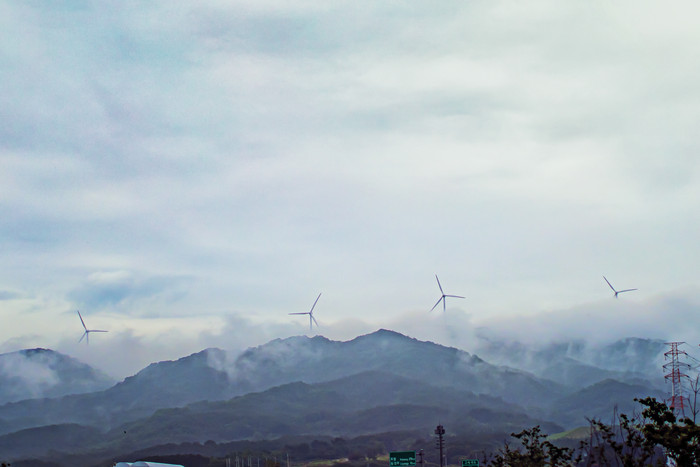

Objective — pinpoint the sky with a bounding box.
[1,1,699,379]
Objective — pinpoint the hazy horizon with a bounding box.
[4,295,697,380]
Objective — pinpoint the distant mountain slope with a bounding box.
[549,379,667,428]
[0,348,114,404]
[115,370,543,446]
[0,423,103,460]
[1,371,561,463]
[221,329,566,407]
[0,348,231,435]
[106,348,231,410]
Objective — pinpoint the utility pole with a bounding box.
[418,449,424,467]
[435,425,446,467]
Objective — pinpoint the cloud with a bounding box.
[0,282,689,382]
[472,286,700,348]
[0,351,60,402]
[68,270,191,314]
[0,0,699,372]
[0,290,21,301]
[51,311,306,379]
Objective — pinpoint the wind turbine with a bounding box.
[77,310,108,344]
[603,276,638,298]
[430,275,465,312]
[289,293,321,331]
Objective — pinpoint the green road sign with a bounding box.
[462,460,479,467]
[389,451,416,466]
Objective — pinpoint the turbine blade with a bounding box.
[430,297,443,312]
[435,275,444,294]
[603,276,616,292]
[289,312,310,315]
[445,295,465,299]
[91,330,108,333]
[618,288,638,293]
[311,315,319,327]
[309,293,322,313]
[79,332,87,343]
[77,310,87,331]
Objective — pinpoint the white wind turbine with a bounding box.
[77,310,108,344]
[430,275,465,312]
[603,276,638,298]
[289,293,321,331]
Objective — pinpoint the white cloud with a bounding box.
[1,1,698,374]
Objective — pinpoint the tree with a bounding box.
[488,398,699,466]
[587,411,658,466]
[486,426,581,467]
[636,396,700,466]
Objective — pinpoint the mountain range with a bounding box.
[0,330,671,466]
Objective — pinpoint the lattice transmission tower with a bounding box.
[664,341,691,418]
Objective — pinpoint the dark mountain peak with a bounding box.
[350,329,458,352]
[351,329,427,343]
[236,335,335,367]
[347,329,429,347]
[359,329,409,339]
[128,347,228,382]
[239,331,454,366]
[4,347,60,360]
[20,348,54,356]
[191,347,227,362]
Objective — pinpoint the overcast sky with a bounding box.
[1,1,699,378]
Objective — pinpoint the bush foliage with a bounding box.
[483,397,700,466]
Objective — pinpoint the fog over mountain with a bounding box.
[207,329,563,407]
[472,337,668,390]
[0,348,114,404]
[26,287,697,381]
